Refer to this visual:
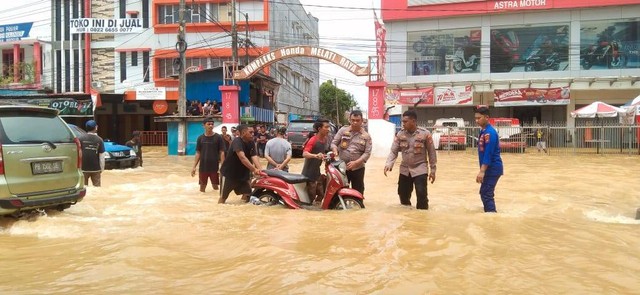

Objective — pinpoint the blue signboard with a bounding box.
[0,22,33,42]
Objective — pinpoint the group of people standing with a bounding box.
[190,105,504,213]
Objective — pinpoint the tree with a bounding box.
[319,80,357,125]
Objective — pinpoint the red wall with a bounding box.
[381,0,640,21]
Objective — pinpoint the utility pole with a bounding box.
[244,13,250,65]
[334,78,339,125]
[231,0,238,63]
[177,0,187,155]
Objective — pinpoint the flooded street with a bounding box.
[1,147,639,294]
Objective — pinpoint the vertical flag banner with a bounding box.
[374,10,387,81]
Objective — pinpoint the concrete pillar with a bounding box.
[219,85,241,124]
[366,80,387,120]
[33,42,41,84]
[13,44,20,83]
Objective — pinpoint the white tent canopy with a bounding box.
[570,101,625,118]
[624,94,640,107]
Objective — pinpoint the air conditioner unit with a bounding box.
[91,81,104,89]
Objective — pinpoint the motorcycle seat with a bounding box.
[263,169,310,184]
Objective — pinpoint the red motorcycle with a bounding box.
[250,152,365,210]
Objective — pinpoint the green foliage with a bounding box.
[319,80,357,125]
[0,62,36,86]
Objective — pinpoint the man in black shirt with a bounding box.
[254,125,270,158]
[80,120,105,187]
[191,118,225,192]
[219,124,262,204]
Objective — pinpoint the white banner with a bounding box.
[434,85,473,106]
[136,86,166,100]
[70,18,144,34]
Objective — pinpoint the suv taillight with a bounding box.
[74,138,82,168]
[0,143,4,175]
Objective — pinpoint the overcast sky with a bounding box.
[0,0,380,110]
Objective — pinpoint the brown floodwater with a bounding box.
[1,147,639,294]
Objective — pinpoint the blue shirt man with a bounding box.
[474,105,503,212]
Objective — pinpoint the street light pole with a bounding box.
[335,78,339,124]
[231,0,237,63]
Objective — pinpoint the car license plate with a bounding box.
[32,160,63,175]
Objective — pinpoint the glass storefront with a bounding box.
[490,24,569,73]
[580,20,640,70]
[407,28,481,75]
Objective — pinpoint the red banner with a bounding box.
[374,10,387,80]
[385,87,434,106]
[494,87,570,107]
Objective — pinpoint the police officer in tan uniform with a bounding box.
[384,110,437,210]
[331,110,372,195]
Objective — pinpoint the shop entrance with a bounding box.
[513,106,542,124]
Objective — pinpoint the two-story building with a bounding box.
[51,0,319,143]
[381,0,640,128]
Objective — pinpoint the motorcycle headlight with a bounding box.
[338,161,347,175]
[104,153,111,159]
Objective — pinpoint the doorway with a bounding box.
[513,106,542,124]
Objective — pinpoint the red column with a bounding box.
[366,81,387,120]
[219,85,241,124]
[84,0,91,93]
[13,44,20,83]
[33,42,41,84]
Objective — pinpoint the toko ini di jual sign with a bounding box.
[69,18,143,34]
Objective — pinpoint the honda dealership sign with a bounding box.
[494,87,570,107]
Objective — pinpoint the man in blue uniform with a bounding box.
[474,105,503,213]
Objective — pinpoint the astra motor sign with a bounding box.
[0,22,33,42]
[69,18,143,34]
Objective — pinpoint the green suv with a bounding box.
[0,106,86,217]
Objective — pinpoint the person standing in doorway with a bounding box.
[384,110,437,210]
[265,127,292,172]
[331,110,372,195]
[219,124,262,204]
[125,131,143,166]
[535,125,548,153]
[191,118,225,192]
[474,105,503,213]
[80,120,105,187]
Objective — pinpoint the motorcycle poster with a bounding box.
[384,87,434,106]
[407,28,481,75]
[490,24,569,73]
[580,20,640,70]
[494,87,571,107]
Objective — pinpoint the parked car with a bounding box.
[489,118,527,153]
[68,124,140,169]
[287,120,338,157]
[0,106,86,217]
[432,117,467,150]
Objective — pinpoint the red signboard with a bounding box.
[383,0,640,21]
[385,87,435,106]
[494,86,570,107]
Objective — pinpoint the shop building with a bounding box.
[51,0,319,144]
[381,0,640,128]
